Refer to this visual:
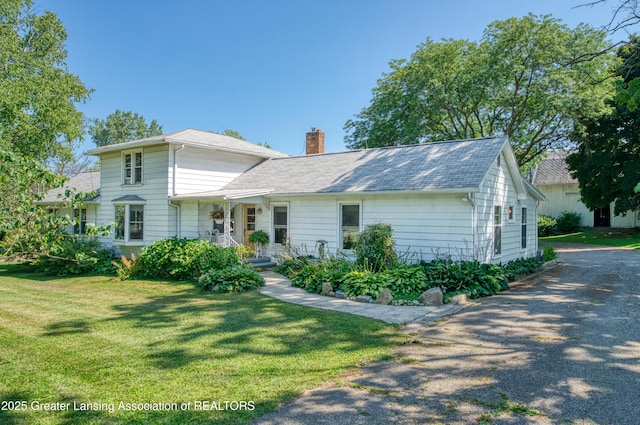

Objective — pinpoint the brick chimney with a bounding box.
[305,129,325,155]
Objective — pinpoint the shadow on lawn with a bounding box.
[101,287,398,370]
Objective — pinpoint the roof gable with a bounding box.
[223,136,509,195]
[532,150,577,185]
[85,128,288,159]
[38,171,101,204]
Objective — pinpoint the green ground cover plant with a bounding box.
[540,227,640,249]
[0,263,404,425]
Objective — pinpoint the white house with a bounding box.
[47,128,544,264]
[532,151,638,228]
[37,170,101,236]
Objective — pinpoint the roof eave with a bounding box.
[265,187,480,198]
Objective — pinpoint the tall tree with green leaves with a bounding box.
[89,109,163,147]
[567,35,640,216]
[0,0,105,261]
[344,14,616,169]
[0,0,91,162]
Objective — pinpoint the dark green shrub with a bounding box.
[137,237,240,281]
[197,266,265,293]
[32,236,114,276]
[341,270,387,297]
[555,211,582,234]
[541,245,557,262]
[288,258,350,293]
[502,257,543,282]
[355,223,397,272]
[537,215,557,237]
[420,258,508,300]
[379,265,428,299]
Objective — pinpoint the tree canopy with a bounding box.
[344,14,616,169]
[566,35,640,216]
[0,0,104,260]
[0,0,91,162]
[89,109,163,147]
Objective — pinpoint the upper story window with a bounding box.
[123,150,143,185]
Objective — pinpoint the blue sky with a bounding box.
[38,0,623,156]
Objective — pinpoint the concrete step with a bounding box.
[245,257,277,270]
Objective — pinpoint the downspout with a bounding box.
[170,144,185,237]
[467,192,477,260]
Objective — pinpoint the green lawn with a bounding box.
[539,227,640,249]
[0,264,406,425]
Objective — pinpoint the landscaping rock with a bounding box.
[354,295,373,303]
[320,282,334,296]
[419,287,443,306]
[450,294,468,305]
[376,289,393,305]
[335,290,348,299]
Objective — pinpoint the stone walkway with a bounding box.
[258,271,469,330]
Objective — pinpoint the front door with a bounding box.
[594,206,611,227]
[244,204,256,245]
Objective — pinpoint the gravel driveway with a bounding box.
[255,244,640,424]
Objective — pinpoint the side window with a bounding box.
[494,205,502,256]
[521,207,527,249]
[74,208,87,235]
[340,204,360,250]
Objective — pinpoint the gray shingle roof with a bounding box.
[38,171,101,204]
[86,128,289,159]
[532,151,577,185]
[223,136,507,195]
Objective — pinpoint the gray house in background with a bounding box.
[532,151,638,228]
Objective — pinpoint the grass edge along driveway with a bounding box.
[0,264,406,425]
[539,227,640,249]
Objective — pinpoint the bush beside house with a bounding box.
[275,223,552,303]
[538,211,582,236]
[113,237,264,293]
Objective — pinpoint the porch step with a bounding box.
[245,256,277,270]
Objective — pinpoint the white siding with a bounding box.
[173,146,263,195]
[537,183,638,228]
[54,205,98,235]
[476,152,539,263]
[180,201,199,239]
[263,194,474,261]
[95,145,172,255]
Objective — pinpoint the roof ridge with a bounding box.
[268,136,505,160]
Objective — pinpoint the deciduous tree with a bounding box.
[89,109,163,147]
[0,0,91,162]
[344,15,616,169]
[567,35,640,216]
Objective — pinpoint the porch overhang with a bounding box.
[169,189,273,201]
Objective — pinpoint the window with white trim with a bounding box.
[123,150,143,185]
[521,207,528,249]
[507,205,515,222]
[114,204,144,241]
[340,204,361,250]
[73,208,87,235]
[494,205,502,256]
[272,204,288,244]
